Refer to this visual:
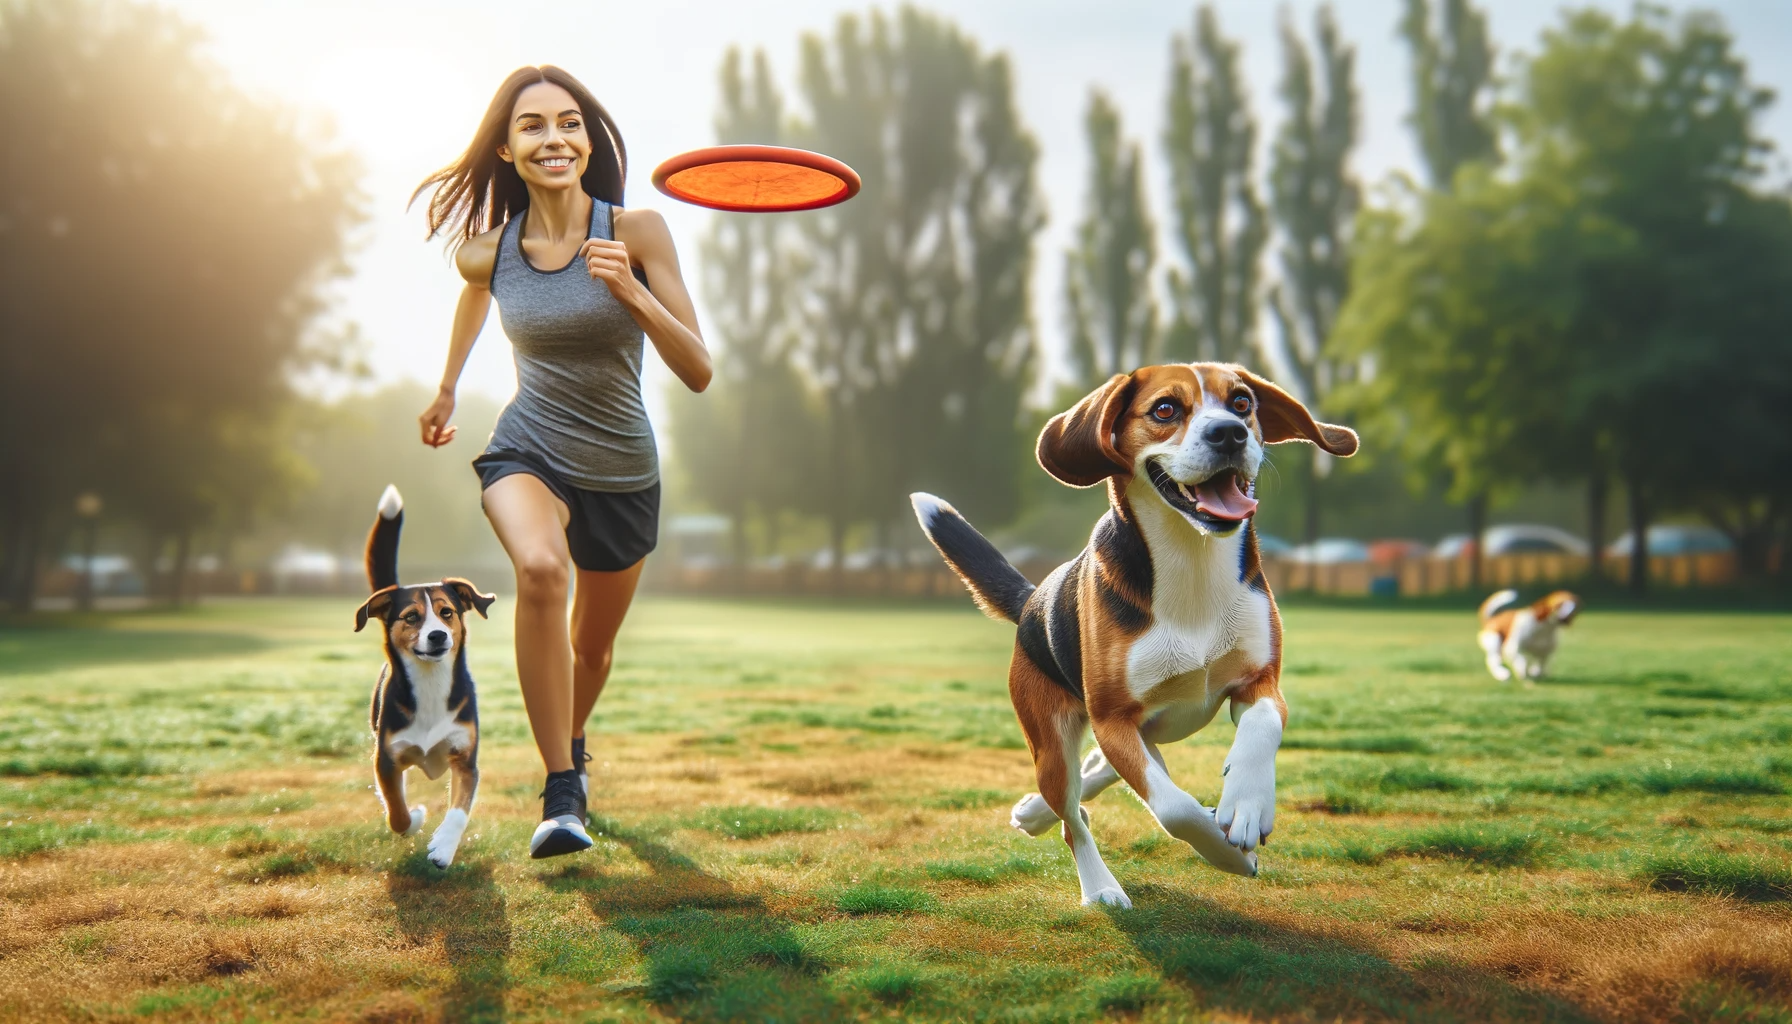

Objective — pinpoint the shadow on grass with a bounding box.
[1107,884,1596,1023]
[387,859,512,1023]
[0,622,268,676]
[546,821,843,1023]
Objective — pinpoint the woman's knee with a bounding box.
[514,552,570,598]
[572,638,613,675]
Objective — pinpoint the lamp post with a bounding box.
[74,492,102,612]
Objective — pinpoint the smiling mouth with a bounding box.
[412,645,450,660]
[1146,460,1258,532]
[534,157,573,169]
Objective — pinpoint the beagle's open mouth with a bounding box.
[1147,460,1258,532]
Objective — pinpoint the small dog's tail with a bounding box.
[367,485,403,591]
[1478,588,1519,622]
[910,492,1034,624]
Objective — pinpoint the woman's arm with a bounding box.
[582,208,711,393]
[418,230,500,446]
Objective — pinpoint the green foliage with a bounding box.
[1398,0,1498,189]
[1162,5,1266,364]
[856,965,923,1004]
[1064,90,1157,390]
[0,0,362,607]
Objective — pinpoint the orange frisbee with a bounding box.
[651,145,861,212]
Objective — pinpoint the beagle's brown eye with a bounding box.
[1150,399,1180,422]
[1231,394,1253,416]
[440,607,455,619]
[404,611,422,625]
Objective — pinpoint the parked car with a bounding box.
[1606,525,1733,557]
[1433,524,1589,559]
[1255,533,1293,557]
[1285,538,1371,564]
[1367,539,1430,563]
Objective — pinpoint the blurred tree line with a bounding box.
[672,1,1791,594]
[0,0,362,609]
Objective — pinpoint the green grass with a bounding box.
[3,597,1792,1022]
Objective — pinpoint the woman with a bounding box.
[411,66,710,859]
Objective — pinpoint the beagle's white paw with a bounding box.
[1489,665,1513,682]
[405,806,427,836]
[1010,793,1059,837]
[427,808,469,868]
[1083,886,1132,909]
[1216,775,1275,852]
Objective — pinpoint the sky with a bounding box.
[156,0,1792,421]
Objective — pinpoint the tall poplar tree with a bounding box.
[1163,4,1266,366]
[1064,89,1157,390]
[1268,5,1359,550]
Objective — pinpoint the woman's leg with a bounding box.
[481,474,575,774]
[570,558,645,739]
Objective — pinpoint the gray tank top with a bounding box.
[487,197,657,492]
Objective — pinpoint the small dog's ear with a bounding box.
[443,578,497,619]
[1037,372,1137,487]
[1238,369,1359,456]
[354,586,400,632]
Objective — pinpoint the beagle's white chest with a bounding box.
[1124,518,1274,705]
[385,658,471,779]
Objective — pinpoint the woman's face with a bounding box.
[497,82,590,190]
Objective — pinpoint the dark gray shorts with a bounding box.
[472,448,659,573]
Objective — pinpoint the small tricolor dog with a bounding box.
[353,486,495,869]
[1477,588,1578,682]
[914,363,1357,906]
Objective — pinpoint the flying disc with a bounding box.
[651,145,861,213]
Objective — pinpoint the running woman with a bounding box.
[412,66,710,858]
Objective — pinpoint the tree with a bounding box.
[1266,5,1359,551]
[0,0,361,608]
[1510,6,1788,590]
[1163,4,1266,365]
[665,47,817,578]
[1399,0,1497,190]
[1064,89,1157,390]
[792,8,1043,582]
[1395,0,1499,583]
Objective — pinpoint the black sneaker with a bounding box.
[529,769,592,859]
[572,734,592,798]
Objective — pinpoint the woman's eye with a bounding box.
[1231,395,1252,415]
[562,120,581,131]
[1151,401,1179,422]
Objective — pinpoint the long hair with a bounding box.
[411,65,626,253]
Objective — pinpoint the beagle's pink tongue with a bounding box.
[1193,474,1258,521]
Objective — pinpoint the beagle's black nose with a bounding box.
[1203,420,1249,454]
[427,629,449,646]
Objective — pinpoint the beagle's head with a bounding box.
[1536,590,1580,625]
[354,579,496,663]
[1037,363,1358,536]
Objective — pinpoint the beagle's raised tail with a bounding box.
[1479,588,1519,622]
[911,493,1034,623]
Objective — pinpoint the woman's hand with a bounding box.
[419,387,458,447]
[580,237,646,309]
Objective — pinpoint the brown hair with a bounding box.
[411,65,626,252]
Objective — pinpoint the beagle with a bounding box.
[353,486,495,869]
[1477,589,1578,682]
[912,363,1357,906]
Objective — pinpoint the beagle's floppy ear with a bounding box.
[354,586,400,633]
[443,578,497,619]
[1037,372,1138,487]
[1239,369,1359,456]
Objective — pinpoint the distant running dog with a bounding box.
[1477,589,1579,682]
[353,486,495,868]
[913,363,1357,907]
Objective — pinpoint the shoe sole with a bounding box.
[530,826,593,859]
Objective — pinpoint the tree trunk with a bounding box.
[1585,475,1608,582]
[171,529,193,608]
[1626,477,1649,597]
[1,501,44,612]
[1467,491,1488,591]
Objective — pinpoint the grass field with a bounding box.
[2,596,1791,1023]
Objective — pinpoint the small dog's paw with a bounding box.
[406,806,426,836]
[1083,886,1132,909]
[427,809,468,869]
[1216,779,1274,853]
[1010,793,1059,837]
[1489,666,1513,682]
